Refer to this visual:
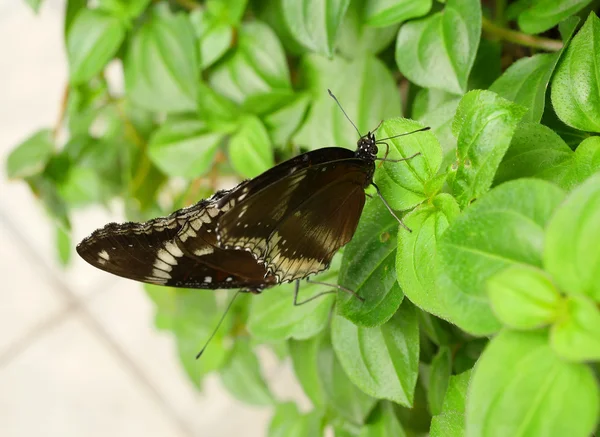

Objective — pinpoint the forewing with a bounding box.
[264,171,367,282]
[217,158,371,268]
[216,147,355,213]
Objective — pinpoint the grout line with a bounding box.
[0,300,78,367]
[0,209,196,437]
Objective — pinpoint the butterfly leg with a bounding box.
[371,183,412,232]
[374,143,421,163]
[292,278,364,306]
[293,280,337,306]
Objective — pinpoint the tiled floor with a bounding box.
[0,2,307,436]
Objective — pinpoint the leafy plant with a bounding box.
[8,0,600,436]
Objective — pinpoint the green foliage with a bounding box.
[551,13,600,132]
[396,0,481,94]
[466,331,599,437]
[8,1,600,435]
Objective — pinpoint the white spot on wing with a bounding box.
[194,246,214,256]
[165,241,184,258]
[153,258,173,272]
[98,250,109,260]
[204,276,212,283]
[179,226,197,242]
[158,249,177,266]
[151,268,171,279]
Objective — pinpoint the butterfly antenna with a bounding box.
[376,126,430,142]
[196,290,241,359]
[328,89,362,137]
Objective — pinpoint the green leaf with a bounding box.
[438,179,566,335]
[448,90,526,208]
[148,119,223,179]
[517,0,593,34]
[197,81,242,133]
[551,13,600,133]
[489,19,575,123]
[6,129,54,179]
[67,9,125,84]
[318,334,376,425]
[280,0,350,56]
[294,54,401,150]
[65,0,87,36]
[263,93,311,146]
[220,339,274,406]
[247,261,338,341]
[337,199,404,327]
[466,330,599,437]
[98,0,151,18]
[419,311,453,347]
[551,294,600,361]
[333,422,362,437]
[454,339,487,374]
[331,300,420,406]
[206,0,248,24]
[395,0,481,94]
[25,0,43,13]
[468,38,502,90]
[540,97,590,149]
[428,346,452,415]
[558,136,600,190]
[544,173,600,301]
[56,225,71,266]
[28,176,71,231]
[396,193,460,318]
[430,370,470,437]
[337,0,399,56]
[495,122,572,186]
[125,5,199,113]
[496,122,600,191]
[289,337,327,408]
[210,21,291,104]
[413,90,461,159]
[489,55,557,123]
[358,402,406,437]
[373,118,442,210]
[190,9,234,69]
[487,265,561,330]
[228,116,274,178]
[365,0,431,27]
[268,403,324,437]
[57,166,106,206]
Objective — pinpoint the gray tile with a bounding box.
[86,282,277,436]
[0,214,65,358]
[0,314,187,437]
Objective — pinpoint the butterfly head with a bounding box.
[356,132,378,160]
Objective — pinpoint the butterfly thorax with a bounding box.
[355,132,378,160]
[355,132,377,185]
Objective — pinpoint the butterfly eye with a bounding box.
[371,144,378,155]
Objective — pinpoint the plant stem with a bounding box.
[495,0,507,26]
[53,84,70,142]
[482,17,563,51]
[172,0,200,10]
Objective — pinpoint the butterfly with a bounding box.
[77,90,429,297]
[76,189,279,293]
[213,91,428,285]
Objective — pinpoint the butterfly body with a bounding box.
[215,132,380,283]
